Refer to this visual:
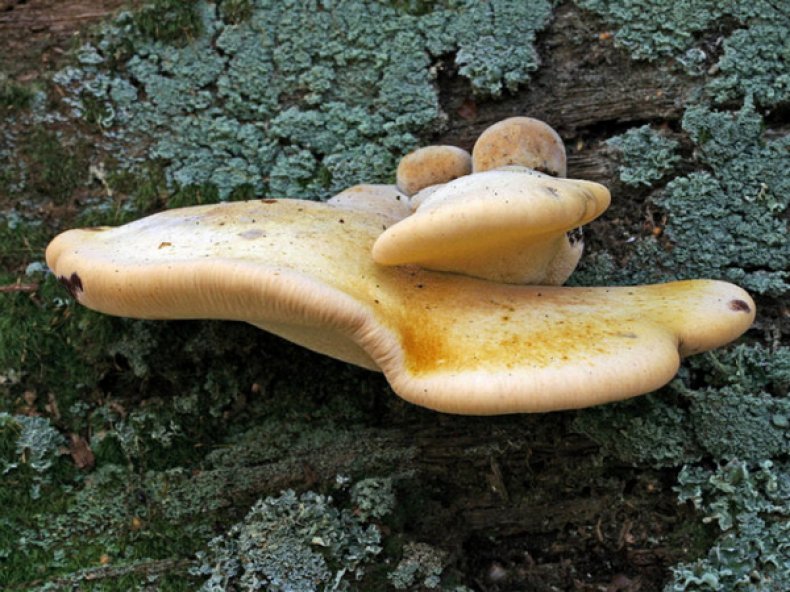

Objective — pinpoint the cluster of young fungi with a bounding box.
[46,117,755,414]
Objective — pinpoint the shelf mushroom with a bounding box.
[373,167,610,285]
[373,117,603,285]
[47,197,755,415]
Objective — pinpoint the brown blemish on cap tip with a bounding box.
[729,299,751,313]
[261,199,277,204]
[58,272,83,299]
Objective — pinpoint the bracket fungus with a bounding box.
[373,167,610,285]
[46,117,756,415]
[374,116,601,285]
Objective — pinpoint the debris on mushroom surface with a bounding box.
[45,116,757,415]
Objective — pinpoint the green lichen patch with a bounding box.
[668,460,790,590]
[679,344,790,461]
[54,0,552,201]
[606,124,681,187]
[574,1,783,62]
[575,1,788,106]
[707,23,790,107]
[191,486,387,590]
[656,100,789,294]
[0,413,71,505]
[388,542,448,590]
[574,344,790,467]
[572,395,698,468]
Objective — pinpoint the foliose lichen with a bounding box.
[606,124,680,187]
[53,0,552,201]
[191,486,387,590]
[574,344,789,467]
[0,413,65,500]
[574,1,785,64]
[572,395,698,468]
[655,99,789,295]
[388,542,448,590]
[668,460,790,591]
[707,23,790,107]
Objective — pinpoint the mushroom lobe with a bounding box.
[372,168,611,285]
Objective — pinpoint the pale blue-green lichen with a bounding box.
[575,99,789,295]
[655,100,789,295]
[680,344,790,461]
[191,486,387,590]
[575,1,789,105]
[574,1,783,62]
[351,477,396,521]
[0,414,65,501]
[707,23,790,107]
[606,124,680,187]
[574,343,789,467]
[572,395,698,468]
[388,542,448,590]
[54,0,551,200]
[667,460,790,591]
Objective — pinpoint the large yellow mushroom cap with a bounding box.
[46,198,755,415]
[372,167,611,284]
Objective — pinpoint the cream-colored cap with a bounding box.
[372,167,610,284]
[47,199,755,415]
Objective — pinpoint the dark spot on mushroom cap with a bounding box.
[567,227,584,245]
[533,165,561,177]
[614,332,638,339]
[261,199,277,204]
[58,272,83,299]
[729,299,751,313]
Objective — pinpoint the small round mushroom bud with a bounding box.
[396,145,472,197]
[472,116,567,177]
